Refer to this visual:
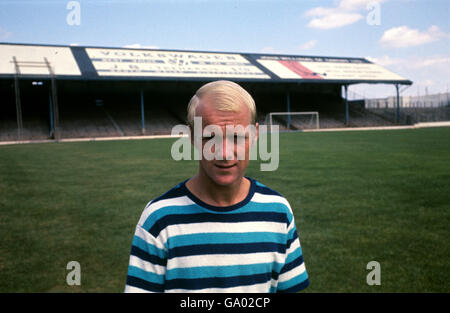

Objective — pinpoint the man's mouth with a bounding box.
[215,163,237,169]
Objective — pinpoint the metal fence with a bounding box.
[364,92,450,124]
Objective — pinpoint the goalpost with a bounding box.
[266,112,320,130]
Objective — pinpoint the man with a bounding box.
[125,80,309,293]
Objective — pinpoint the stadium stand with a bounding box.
[0,80,403,140]
[0,79,50,141]
[1,43,416,141]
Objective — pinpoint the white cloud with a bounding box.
[379,25,447,48]
[123,43,159,50]
[305,0,385,29]
[360,54,450,96]
[367,54,450,70]
[408,55,450,70]
[366,55,404,67]
[299,40,317,50]
[0,27,12,40]
[305,7,336,18]
[307,12,363,29]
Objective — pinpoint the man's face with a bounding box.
[193,96,257,187]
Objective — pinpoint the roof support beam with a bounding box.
[13,57,23,141]
[344,84,349,126]
[48,89,54,138]
[44,57,60,140]
[140,89,146,135]
[286,91,291,129]
[395,84,400,124]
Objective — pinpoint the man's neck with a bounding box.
[186,172,250,207]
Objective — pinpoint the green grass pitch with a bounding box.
[0,127,449,292]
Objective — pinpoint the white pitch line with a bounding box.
[0,122,449,146]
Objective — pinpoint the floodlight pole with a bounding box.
[344,84,349,126]
[140,90,146,135]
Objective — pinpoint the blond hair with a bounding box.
[187,80,256,128]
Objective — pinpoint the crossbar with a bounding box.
[268,111,320,130]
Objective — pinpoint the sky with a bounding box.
[0,0,448,98]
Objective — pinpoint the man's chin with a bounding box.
[209,173,241,187]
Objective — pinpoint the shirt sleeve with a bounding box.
[276,214,309,293]
[124,224,167,293]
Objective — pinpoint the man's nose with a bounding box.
[219,137,235,160]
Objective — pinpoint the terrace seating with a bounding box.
[3,91,432,142]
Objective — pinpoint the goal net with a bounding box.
[265,112,320,131]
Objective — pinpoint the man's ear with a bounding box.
[189,125,194,145]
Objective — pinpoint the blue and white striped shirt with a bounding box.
[125,177,309,293]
